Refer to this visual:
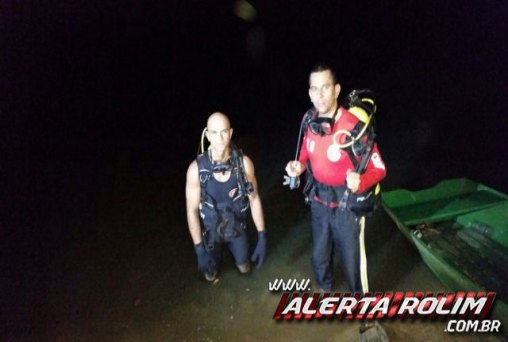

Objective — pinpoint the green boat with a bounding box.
[382,178,508,304]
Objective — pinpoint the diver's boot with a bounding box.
[237,262,251,274]
[204,271,218,282]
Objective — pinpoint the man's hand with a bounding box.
[346,169,361,193]
[285,161,305,177]
[251,231,266,268]
[194,243,216,274]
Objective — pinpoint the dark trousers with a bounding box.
[205,229,249,271]
[310,202,365,293]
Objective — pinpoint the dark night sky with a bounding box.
[2,0,508,232]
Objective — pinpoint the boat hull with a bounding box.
[382,178,508,305]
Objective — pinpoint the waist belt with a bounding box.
[313,195,340,208]
[309,182,347,207]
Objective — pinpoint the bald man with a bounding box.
[186,112,266,282]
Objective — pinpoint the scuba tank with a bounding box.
[338,89,381,216]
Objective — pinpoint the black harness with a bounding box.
[197,146,253,241]
[301,107,380,216]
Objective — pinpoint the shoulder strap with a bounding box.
[344,123,376,173]
[341,105,377,174]
[196,152,212,183]
[230,145,253,198]
[301,107,316,133]
[342,88,378,174]
[196,152,213,204]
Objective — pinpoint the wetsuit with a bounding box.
[197,152,249,270]
[299,107,386,292]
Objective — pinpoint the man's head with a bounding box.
[206,112,233,155]
[308,64,341,115]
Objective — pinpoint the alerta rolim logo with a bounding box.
[270,290,501,333]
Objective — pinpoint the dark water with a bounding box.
[2,1,507,340]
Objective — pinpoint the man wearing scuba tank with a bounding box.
[186,112,266,282]
[285,65,386,295]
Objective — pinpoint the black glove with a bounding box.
[194,243,216,274]
[250,231,266,268]
[345,89,376,116]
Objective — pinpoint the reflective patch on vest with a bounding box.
[307,139,315,153]
[327,144,342,162]
[371,152,385,169]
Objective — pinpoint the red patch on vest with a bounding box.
[229,187,238,198]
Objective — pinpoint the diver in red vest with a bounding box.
[285,65,387,294]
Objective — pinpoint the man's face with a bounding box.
[308,70,341,114]
[206,117,232,154]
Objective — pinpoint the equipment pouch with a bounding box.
[216,204,244,242]
[314,183,346,205]
[348,186,380,217]
[232,195,249,222]
[200,200,220,232]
